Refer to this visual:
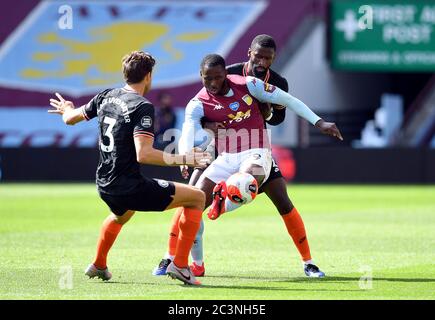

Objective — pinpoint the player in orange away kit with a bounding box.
[153,51,342,278]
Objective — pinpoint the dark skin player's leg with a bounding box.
[189,168,205,187]
[195,175,217,208]
[261,177,294,215]
[240,164,266,188]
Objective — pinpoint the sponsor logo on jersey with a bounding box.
[229,102,240,111]
[213,104,224,110]
[156,179,169,188]
[264,83,276,93]
[141,116,152,128]
[252,153,261,160]
[242,94,253,106]
[227,109,251,123]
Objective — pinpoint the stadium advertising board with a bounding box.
[330,0,435,71]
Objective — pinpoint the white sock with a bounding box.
[164,253,174,261]
[303,259,314,266]
[193,260,203,266]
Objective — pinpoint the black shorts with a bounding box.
[99,178,176,216]
[258,158,283,194]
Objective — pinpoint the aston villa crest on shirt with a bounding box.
[242,94,253,106]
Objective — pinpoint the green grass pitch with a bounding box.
[0,183,434,300]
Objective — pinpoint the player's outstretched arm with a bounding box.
[315,119,343,141]
[48,93,85,125]
[134,135,211,168]
[246,77,343,141]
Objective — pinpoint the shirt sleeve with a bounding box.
[82,93,100,121]
[178,98,205,155]
[246,76,321,125]
[133,103,155,139]
[266,77,288,126]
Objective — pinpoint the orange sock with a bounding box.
[281,207,312,261]
[93,215,122,269]
[168,208,183,256]
[173,208,202,268]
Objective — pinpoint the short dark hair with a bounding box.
[122,51,155,84]
[250,34,276,51]
[200,54,226,70]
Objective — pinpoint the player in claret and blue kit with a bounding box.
[153,53,343,278]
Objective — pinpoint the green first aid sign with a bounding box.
[330,0,435,71]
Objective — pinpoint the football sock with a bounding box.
[93,215,122,269]
[164,253,174,261]
[281,207,312,261]
[191,219,204,264]
[168,207,183,256]
[174,208,202,268]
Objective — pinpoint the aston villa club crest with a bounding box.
[242,94,253,106]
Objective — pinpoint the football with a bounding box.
[226,172,258,205]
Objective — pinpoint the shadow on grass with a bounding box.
[91,279,359,292]
[285,276,435,283]
[89,279,360,292]
[206,275,435,283]
[88,275,434,293]
[198,284,362,292]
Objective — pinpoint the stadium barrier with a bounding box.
[1,147,434,184]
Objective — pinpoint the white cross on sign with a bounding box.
[335,10,362,42]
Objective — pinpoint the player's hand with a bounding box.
[48,93,75,115]
[202,121,226,136]
[315,119,343,141]
[180,165,189,180]
[185,147,212,169]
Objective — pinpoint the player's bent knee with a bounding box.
[112,210,135,225]
[191,188,206,210]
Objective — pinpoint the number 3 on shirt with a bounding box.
[101,116,116,152]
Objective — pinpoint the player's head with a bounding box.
[122,51,155,94]
[248,34,276,78]
[200,54,229,96]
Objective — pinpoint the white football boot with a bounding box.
[166,262,201,286]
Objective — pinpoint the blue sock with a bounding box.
[191,218,204,264]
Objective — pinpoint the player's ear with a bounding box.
[144,72,151,83]
[247,48,251,57]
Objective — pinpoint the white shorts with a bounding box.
[202,148,272,186]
